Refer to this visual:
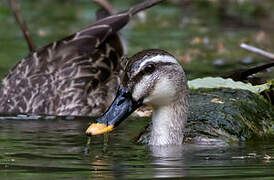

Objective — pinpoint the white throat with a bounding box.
[148,92,189,146]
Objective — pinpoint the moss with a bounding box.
[138,88,274,145]
[185,88,274,144]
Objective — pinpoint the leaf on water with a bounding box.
[191,37,202,45]
[264,154,271,160]
[211,98,224,104]
[255,30,266,43]
[188,77,272,94]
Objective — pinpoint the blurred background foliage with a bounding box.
[0,0,273,80]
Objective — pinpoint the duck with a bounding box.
[85,49,274,146]
[86,49,190,146]
[0,0,165,116]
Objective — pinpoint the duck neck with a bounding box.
[149,92,189,146]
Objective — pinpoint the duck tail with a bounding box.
[129,0,166,16]
[92,0,165,32]
[240,62,274,79]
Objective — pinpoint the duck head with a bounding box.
[86,49,189,145]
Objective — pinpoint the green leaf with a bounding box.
[188,77,272,94]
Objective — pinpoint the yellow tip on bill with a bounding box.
[86,123,114,135]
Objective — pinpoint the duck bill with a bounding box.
[86,87,143,136]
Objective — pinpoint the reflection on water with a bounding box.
[149,145,186,178]
[0,116,274,179]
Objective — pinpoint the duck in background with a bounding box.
[0,0,166,116]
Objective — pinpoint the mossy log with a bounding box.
[138,88,274,145]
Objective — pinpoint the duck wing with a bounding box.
[0,0,165,116]
[0,17,123,116]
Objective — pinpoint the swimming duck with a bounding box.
[86,49,274,146]
[86,49,190,146]
[0,0,165,116]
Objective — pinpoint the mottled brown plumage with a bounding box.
[0,0,165,116]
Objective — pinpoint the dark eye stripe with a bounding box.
[142,63,155,74]
[129,61,175,85]
[139,61,174,74]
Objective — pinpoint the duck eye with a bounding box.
[144,64,155,74]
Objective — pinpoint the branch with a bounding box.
[8,0,36,52]
[240,43,274,61]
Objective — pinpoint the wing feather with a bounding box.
[0,0,165,116]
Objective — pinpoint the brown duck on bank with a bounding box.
[0,0,165,116]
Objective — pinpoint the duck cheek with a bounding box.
[143,77,176,106]
[131,80,151,103]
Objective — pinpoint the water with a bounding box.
[0,116,274,179]
[0,0,274,179]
